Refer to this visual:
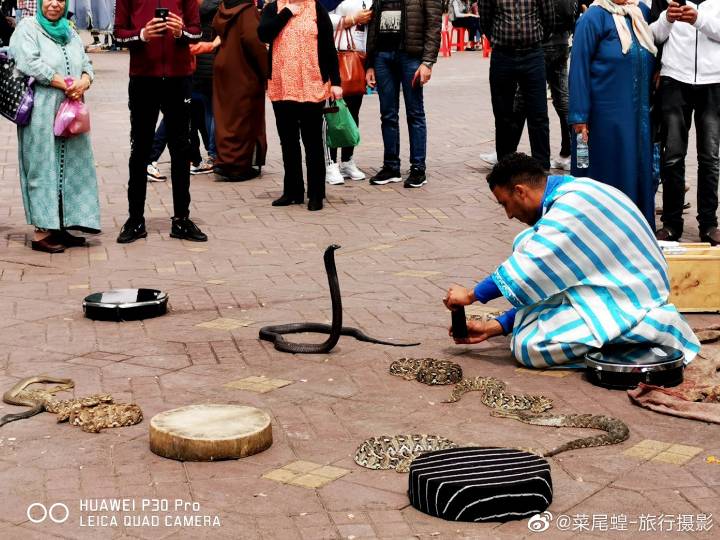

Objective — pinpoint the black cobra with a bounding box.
[259,245,420,353]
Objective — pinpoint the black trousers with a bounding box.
[272,100,326,202]
[511,43,571,158]
[489,47,550,169]
[329,93,363,163]
[660,77,720,233]
[128,76,192,220]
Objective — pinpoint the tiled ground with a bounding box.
[0,46,718,540]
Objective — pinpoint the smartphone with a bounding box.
[451,307,469,339]
[674,0,686,5]
[155,7,169,20]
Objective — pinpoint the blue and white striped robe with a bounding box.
[492,176,700,368]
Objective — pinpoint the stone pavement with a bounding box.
[0,49,718,540]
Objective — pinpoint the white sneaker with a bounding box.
[147,162,167,182]
[479,152,498,166]
[339,159,366,180]
[190,158,214,175]
[551,155,571,171]
[325,162,345,185]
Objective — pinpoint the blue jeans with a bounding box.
[192,89,216,159]
[374,51,427,171]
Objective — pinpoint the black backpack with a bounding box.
[555,0,580,34]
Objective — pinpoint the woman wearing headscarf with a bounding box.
[569,0,657,226]
[258,0,342,211]
[10,0,100,252]
[212,0,268,181]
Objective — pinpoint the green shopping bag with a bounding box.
[325,98,360,149]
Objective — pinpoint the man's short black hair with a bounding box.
[487,152,547,190]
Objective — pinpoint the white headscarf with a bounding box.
[591,0,658,56]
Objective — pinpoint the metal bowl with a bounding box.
[585,344,685,390]
[83,289,168,321]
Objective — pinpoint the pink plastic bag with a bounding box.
[53,78,90,137]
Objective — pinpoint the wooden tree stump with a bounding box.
[149,404,272,461]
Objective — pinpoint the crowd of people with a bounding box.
[2,0,719,252]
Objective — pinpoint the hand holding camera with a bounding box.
[165,12,185,39]
[142,16,167,41]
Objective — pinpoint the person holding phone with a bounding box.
[258,0,343,212]
[365,0,442,189]
[651,0,720,245]
[114,1,208,244]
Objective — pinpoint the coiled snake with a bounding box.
[0,376,142,432]
[259,245,420,353]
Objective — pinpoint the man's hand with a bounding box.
[679,5,698,24]
[142,17,167,41]
[348,9,373,27]
[666,1,683,23]
[444,285,475,310]
[166,12,184,38]
[366,67,376,89]
[330,85,343,100]
[411,64,432,87]
[573,123,589,144]
[449,319,504,344]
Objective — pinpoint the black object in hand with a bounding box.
[451,307,468,339]
[155,7,169,20]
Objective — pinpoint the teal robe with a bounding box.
[10,18,100,232]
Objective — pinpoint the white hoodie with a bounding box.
[651,0,720,85]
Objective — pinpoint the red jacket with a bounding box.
[114,0,201,78]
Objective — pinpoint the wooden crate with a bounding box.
[665,244,720,312]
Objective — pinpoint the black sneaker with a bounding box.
[117,218,147,244]
[369,167,402,185]
[170,217,208,242]
[404,167,427,188]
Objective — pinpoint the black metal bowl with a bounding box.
[585,344,685,390]
[83,289,168,322]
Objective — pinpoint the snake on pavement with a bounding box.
[354,434,458,472]
[389,357,463,385]
[259,245,420,353]
[0,376,142,433]
[444,376,554,413]
[490,410,630,457]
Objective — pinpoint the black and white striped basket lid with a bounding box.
[408,447,552,522]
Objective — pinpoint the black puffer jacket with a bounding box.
[366,0,442,68]
[193,0,221,87]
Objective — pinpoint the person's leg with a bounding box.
[489,50,521,161]
[128,77,161,220]
[374,51,402,171]
[149,118,167,164]
[340,93,363,162]
[694,83,720,234]
[509,87,526,152]
[299,101,327,206]
[398,53,427,172]
[201,86,216,160]
[189,92,204,166]
[545,44,571,158]
[272,100,305,200]
[518,49,551,170]
[659,77,692,236]
[160,77,193,219]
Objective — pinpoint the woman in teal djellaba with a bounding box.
[568,0,657,227]
[10,0,100,253]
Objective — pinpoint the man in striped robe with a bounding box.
[445,153,700,368]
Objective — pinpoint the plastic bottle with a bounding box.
[576,133,589,169]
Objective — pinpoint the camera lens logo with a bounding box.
[27,503,69,524]
[527,511,553,533]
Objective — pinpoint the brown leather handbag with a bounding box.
[335,18,366,96]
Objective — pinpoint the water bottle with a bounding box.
[576,133,589,169]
